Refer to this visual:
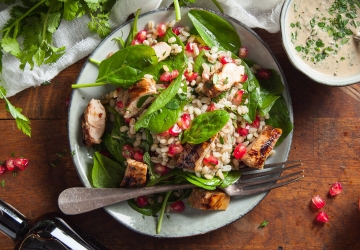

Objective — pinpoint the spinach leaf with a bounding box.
[257,69,284,116]
[188,10,241,55]
[143,152,159,181]
[182,110,230,144]
[219,170,241,188]
[92,151,125,188]
[193,49,208,74]
[241,63,260,123]
[127,197,162,216]
[135,67,186,131]
[103,133,126,163]
[266,96,293,145]
[124,9,140,47]
[96,45,158,88]
[155,28,187,78]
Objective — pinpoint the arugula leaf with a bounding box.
[0,86,31,137]
[182,110,230,144]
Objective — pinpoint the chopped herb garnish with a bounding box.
[219,135,224,144]
[1,180,5,188]
[259,220,268,228]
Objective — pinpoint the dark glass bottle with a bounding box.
[0,199,109,250]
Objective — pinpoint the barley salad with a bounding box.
[69,8,293,237]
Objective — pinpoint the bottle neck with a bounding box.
[0,199,29,242]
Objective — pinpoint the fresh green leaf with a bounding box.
[96,45,158,87]
[182,110,230,144]
[259,220,268,228]
[188,9,241,55]
[92,151,125,188]
[219,170,241,188]
[125,9,141,47]
[0,180,4,188]
[143,152,159,181]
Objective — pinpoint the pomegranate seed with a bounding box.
[177,114,191,130]
[232,90,244,105]
[207,103,216,111]
[116,100,124,109]
[0,165,6,175]
[168,143,184,157]
[220,56,235,64]
[237,123,250,136]
[203,155,219,167]
[154,163,170,176]
[172,26,182,35]
[125,118,131,124]
[239,73,248,83]
[156,23,167,37]
[136,196,148,207]
[160,70,179,82]
[251,116,260,128]
[316,212,329,223]
[233,143,247,159]
[6,158,15,171]
[136,30,147,42]
[199,45,210,51]
[329,181,342,196]
[133,151,144,162]
[184,71,198,82]
[122,144,133,159]
[311,195,325,209]
[13,158,29,170]
[256,68,272,80]
[169,124,182,136]
[170,200,185,212]
[185,42,195,52]
[131,39,141,45]
[239,47,248,58]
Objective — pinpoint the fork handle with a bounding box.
[58,184,195,215]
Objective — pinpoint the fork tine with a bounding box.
[237,175,305,196]
[240,162,302,180]
[240,160,302,172]
[240,170,304,188]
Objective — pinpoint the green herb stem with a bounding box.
[71,82,107,88]
[156,191,171,234]
[1,0,47,37]
[89,58,101,66]
[174,0,181,21]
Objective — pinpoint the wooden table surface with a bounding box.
[1,27,360,250]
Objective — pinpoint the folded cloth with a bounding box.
[0,0,284,97]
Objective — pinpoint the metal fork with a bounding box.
[58,160,304,215]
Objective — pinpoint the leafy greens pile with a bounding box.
[77,9,293,233]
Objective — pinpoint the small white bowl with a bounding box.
[280,0,360,86]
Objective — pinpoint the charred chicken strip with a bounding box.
[120,159,148,187]
[188,188,230,210]
[82,99,106,146]
[241,125,282,169]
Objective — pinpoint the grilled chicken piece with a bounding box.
[152,42,171,62]
[242,125,283,169]
[116,78,157,119]
[82,99,106,146]
[176,136,216,171]
[188,188,230,211]
[120,159,148,187]
[203,63,245,98]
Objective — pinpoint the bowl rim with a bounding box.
[68,6,294,238]
[280,0,360,87]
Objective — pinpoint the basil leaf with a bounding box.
[92,152,125,188]
[182,110,230,144]
[188,10,241,55]
[96,45,158,88]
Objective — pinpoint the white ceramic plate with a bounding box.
[69,8,293,237]
[281,0,360,86]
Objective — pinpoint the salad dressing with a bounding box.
[287,0,360,77]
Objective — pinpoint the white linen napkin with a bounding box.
[0,0,284,97]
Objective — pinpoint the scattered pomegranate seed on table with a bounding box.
[316,212,329,223]
[329,181,342,196]
[311,195,325,209]
[0,165,6,175]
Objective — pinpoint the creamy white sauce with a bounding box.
[287,0,360,77]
